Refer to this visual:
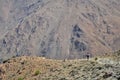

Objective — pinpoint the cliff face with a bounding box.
[0,0,120,60]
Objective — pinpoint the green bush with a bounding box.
[18,77,24,80]
[94,57,98,61]
[34,70,40,76]
[117,50,120,55]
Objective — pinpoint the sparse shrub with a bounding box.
[12,56,16,58]
[18,77,24,80]
[60,78,67,80]
[90,61,95,65]
[104,64,113,68]
[68,64,72,67]
[46,64,50,66]
[63,65,66,68]
[103,72,112,79]
[3,59,10,63]
[34,70,40,76]
[96,67,102,70]
[117,76,120,80]
[116,50,120,56]
[94,57,98,61]
[69,70,78,76]
[21,61,25,65]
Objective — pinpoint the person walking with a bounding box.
[86,53,90,60]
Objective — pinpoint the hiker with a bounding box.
[3,39,6,44]
[2,39,6,47]
[86,53,90,60]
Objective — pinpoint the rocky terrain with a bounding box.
[0,0,120,60]
[0,51,120,80]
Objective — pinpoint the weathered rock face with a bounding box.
[0,0,120,60]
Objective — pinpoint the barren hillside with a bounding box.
[0,0,120,60]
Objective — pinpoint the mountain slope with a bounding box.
[0,56,120,80]
[0,0,120,60]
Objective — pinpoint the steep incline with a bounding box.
[0,0,120,60]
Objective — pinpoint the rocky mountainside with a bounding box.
[0,0,120,60]
[0,54,120,80]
